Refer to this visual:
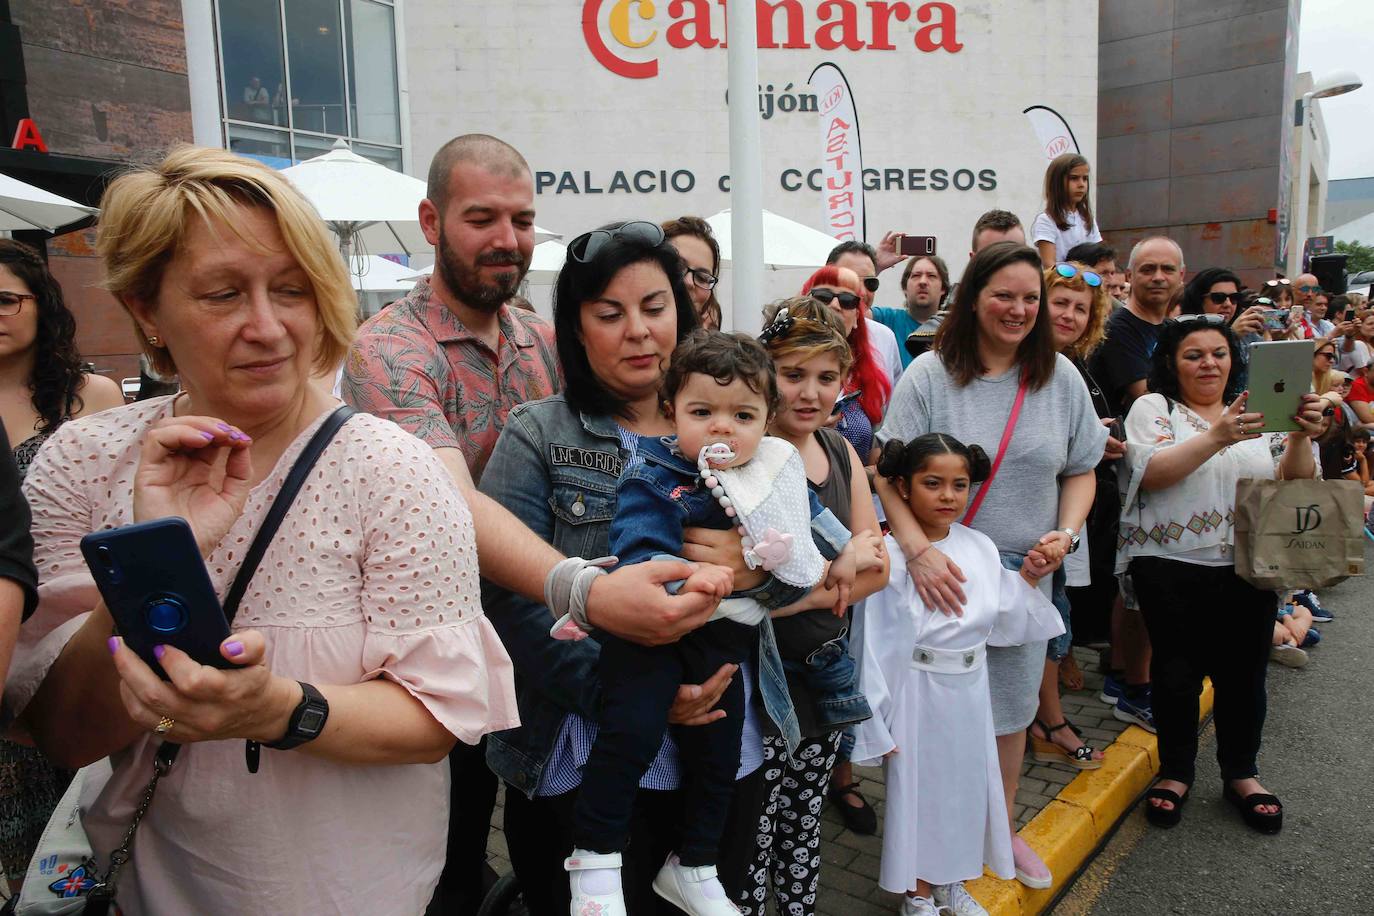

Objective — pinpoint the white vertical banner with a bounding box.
[1022,105,1081,161]
[808,63,865,242]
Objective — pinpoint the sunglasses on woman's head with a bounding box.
[684,267,718,290]
[1207,291,1243,305]
[567,220,665,263]
[1169,313,1227,327]
[1054,263,1102,287]
[862,277,880,293]
[809,288,862,311]
[1264,279,1292,289]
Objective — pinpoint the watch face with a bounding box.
[299,708,327,735]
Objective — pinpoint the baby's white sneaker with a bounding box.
[899,894,949,916]
[565,849,626,916]
[933,881,988,916]
[651,854,741,915]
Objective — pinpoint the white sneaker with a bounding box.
[1269,643,1309,668]
[933,882,988,916]
[899,895,949,916]
[651,854,741,915]
[565,849,626,916]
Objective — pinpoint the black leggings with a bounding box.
[1131,556,1276,786]
[574,619,753,865]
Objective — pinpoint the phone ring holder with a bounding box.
[145,596,188,634]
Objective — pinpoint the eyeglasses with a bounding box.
[1206,291,1244,305]
[1054,263,1102,287]
[1297,284,1322,294]
[567,220,665,263]
[809,288,862,311]
[861,277,880,293]
[684,267,718,290]
[0,292,36,316]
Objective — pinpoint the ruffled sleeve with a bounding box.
[989,566,1065,648]
[850,537,917,767]
[355,423,519,744]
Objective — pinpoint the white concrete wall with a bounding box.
[403,0,1099,317]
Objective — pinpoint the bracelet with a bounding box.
[544,555,617,630]
[903,543,931,564]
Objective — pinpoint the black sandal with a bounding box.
[1224,782,1283,834]
[1143,783,1189,829]
[826,781,878,835]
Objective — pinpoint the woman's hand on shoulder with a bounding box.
[1207,392,1263,448]
[110,630,298,745]
[908,545,967,618]
[133,415,253,557]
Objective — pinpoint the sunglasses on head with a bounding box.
[1207,291,1243,305]
[684,267,718,290]
[861,276,880,293]
[1054,263,1102,287]
[567,220,665,263]
[1169,313,1227,327]
[1264,279,1292,289]
[809,288,862,311]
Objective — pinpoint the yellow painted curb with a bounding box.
[971,677,1217,915]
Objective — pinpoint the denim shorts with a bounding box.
[1047,567,1073,662]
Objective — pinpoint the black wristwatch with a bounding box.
[265,681,330,751]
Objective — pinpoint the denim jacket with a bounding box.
[479,395,806,798]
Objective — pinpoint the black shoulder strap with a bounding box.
[221,406,354,623]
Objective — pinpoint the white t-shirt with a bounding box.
[1335,338,1370,374]
[1031,210,1103,263]
[864,315,903,389]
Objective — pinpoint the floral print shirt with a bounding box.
[342,277,561,481]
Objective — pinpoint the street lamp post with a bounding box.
[1293,70,1362,275]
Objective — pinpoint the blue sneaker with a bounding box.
[1294,591,1333,623]
[1113,688,1156,733]
[1099,674,1123,707]
[1301,626,1321,648]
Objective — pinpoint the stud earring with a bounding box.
[147,336,161,347]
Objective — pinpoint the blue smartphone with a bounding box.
[82,518,233,679]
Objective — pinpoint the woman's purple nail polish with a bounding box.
[107,636,119,655]
[217,423,232,431]
[201,431,216,440]
[225,640,245,657]
[153,644,166,660]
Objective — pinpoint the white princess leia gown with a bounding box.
[851,525,1065,891]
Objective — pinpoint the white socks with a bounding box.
[568,848,622,897]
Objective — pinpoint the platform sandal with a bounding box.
[1224,782,1283,835]
[1027,718,1103,770]
[1142,783,1189,828]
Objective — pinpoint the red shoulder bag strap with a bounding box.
[963,376,1029,527]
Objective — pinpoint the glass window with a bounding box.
[354,142,402,172]
[227,123,293,168]
[219,0,287,127]
[345,0,401,145]
[285,0,347,136]
[292,131,343,164]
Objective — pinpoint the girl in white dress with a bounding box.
[852,434,1067,916]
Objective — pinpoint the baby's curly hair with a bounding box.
[661,329,780,418]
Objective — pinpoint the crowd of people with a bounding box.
[0,139,1357,916]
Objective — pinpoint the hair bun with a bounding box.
[966,444,992,483]
[876,439,907,479]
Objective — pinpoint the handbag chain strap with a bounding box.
[83,405,355,911]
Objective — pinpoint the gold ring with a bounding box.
[154,715,175,735]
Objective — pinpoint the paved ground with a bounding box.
[1054,558,1374,916]
[480,642,1133,915]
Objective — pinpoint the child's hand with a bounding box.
[850,529,886,573]
[825,545,858,616]
[681,563,734,601]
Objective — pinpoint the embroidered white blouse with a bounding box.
[1117,393,1290,570]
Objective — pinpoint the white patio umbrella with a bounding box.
[402,239,567,283]
[706,208,838,271]
[0,172,98,232]
[281,140,557,260]
[348,255,416,292]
